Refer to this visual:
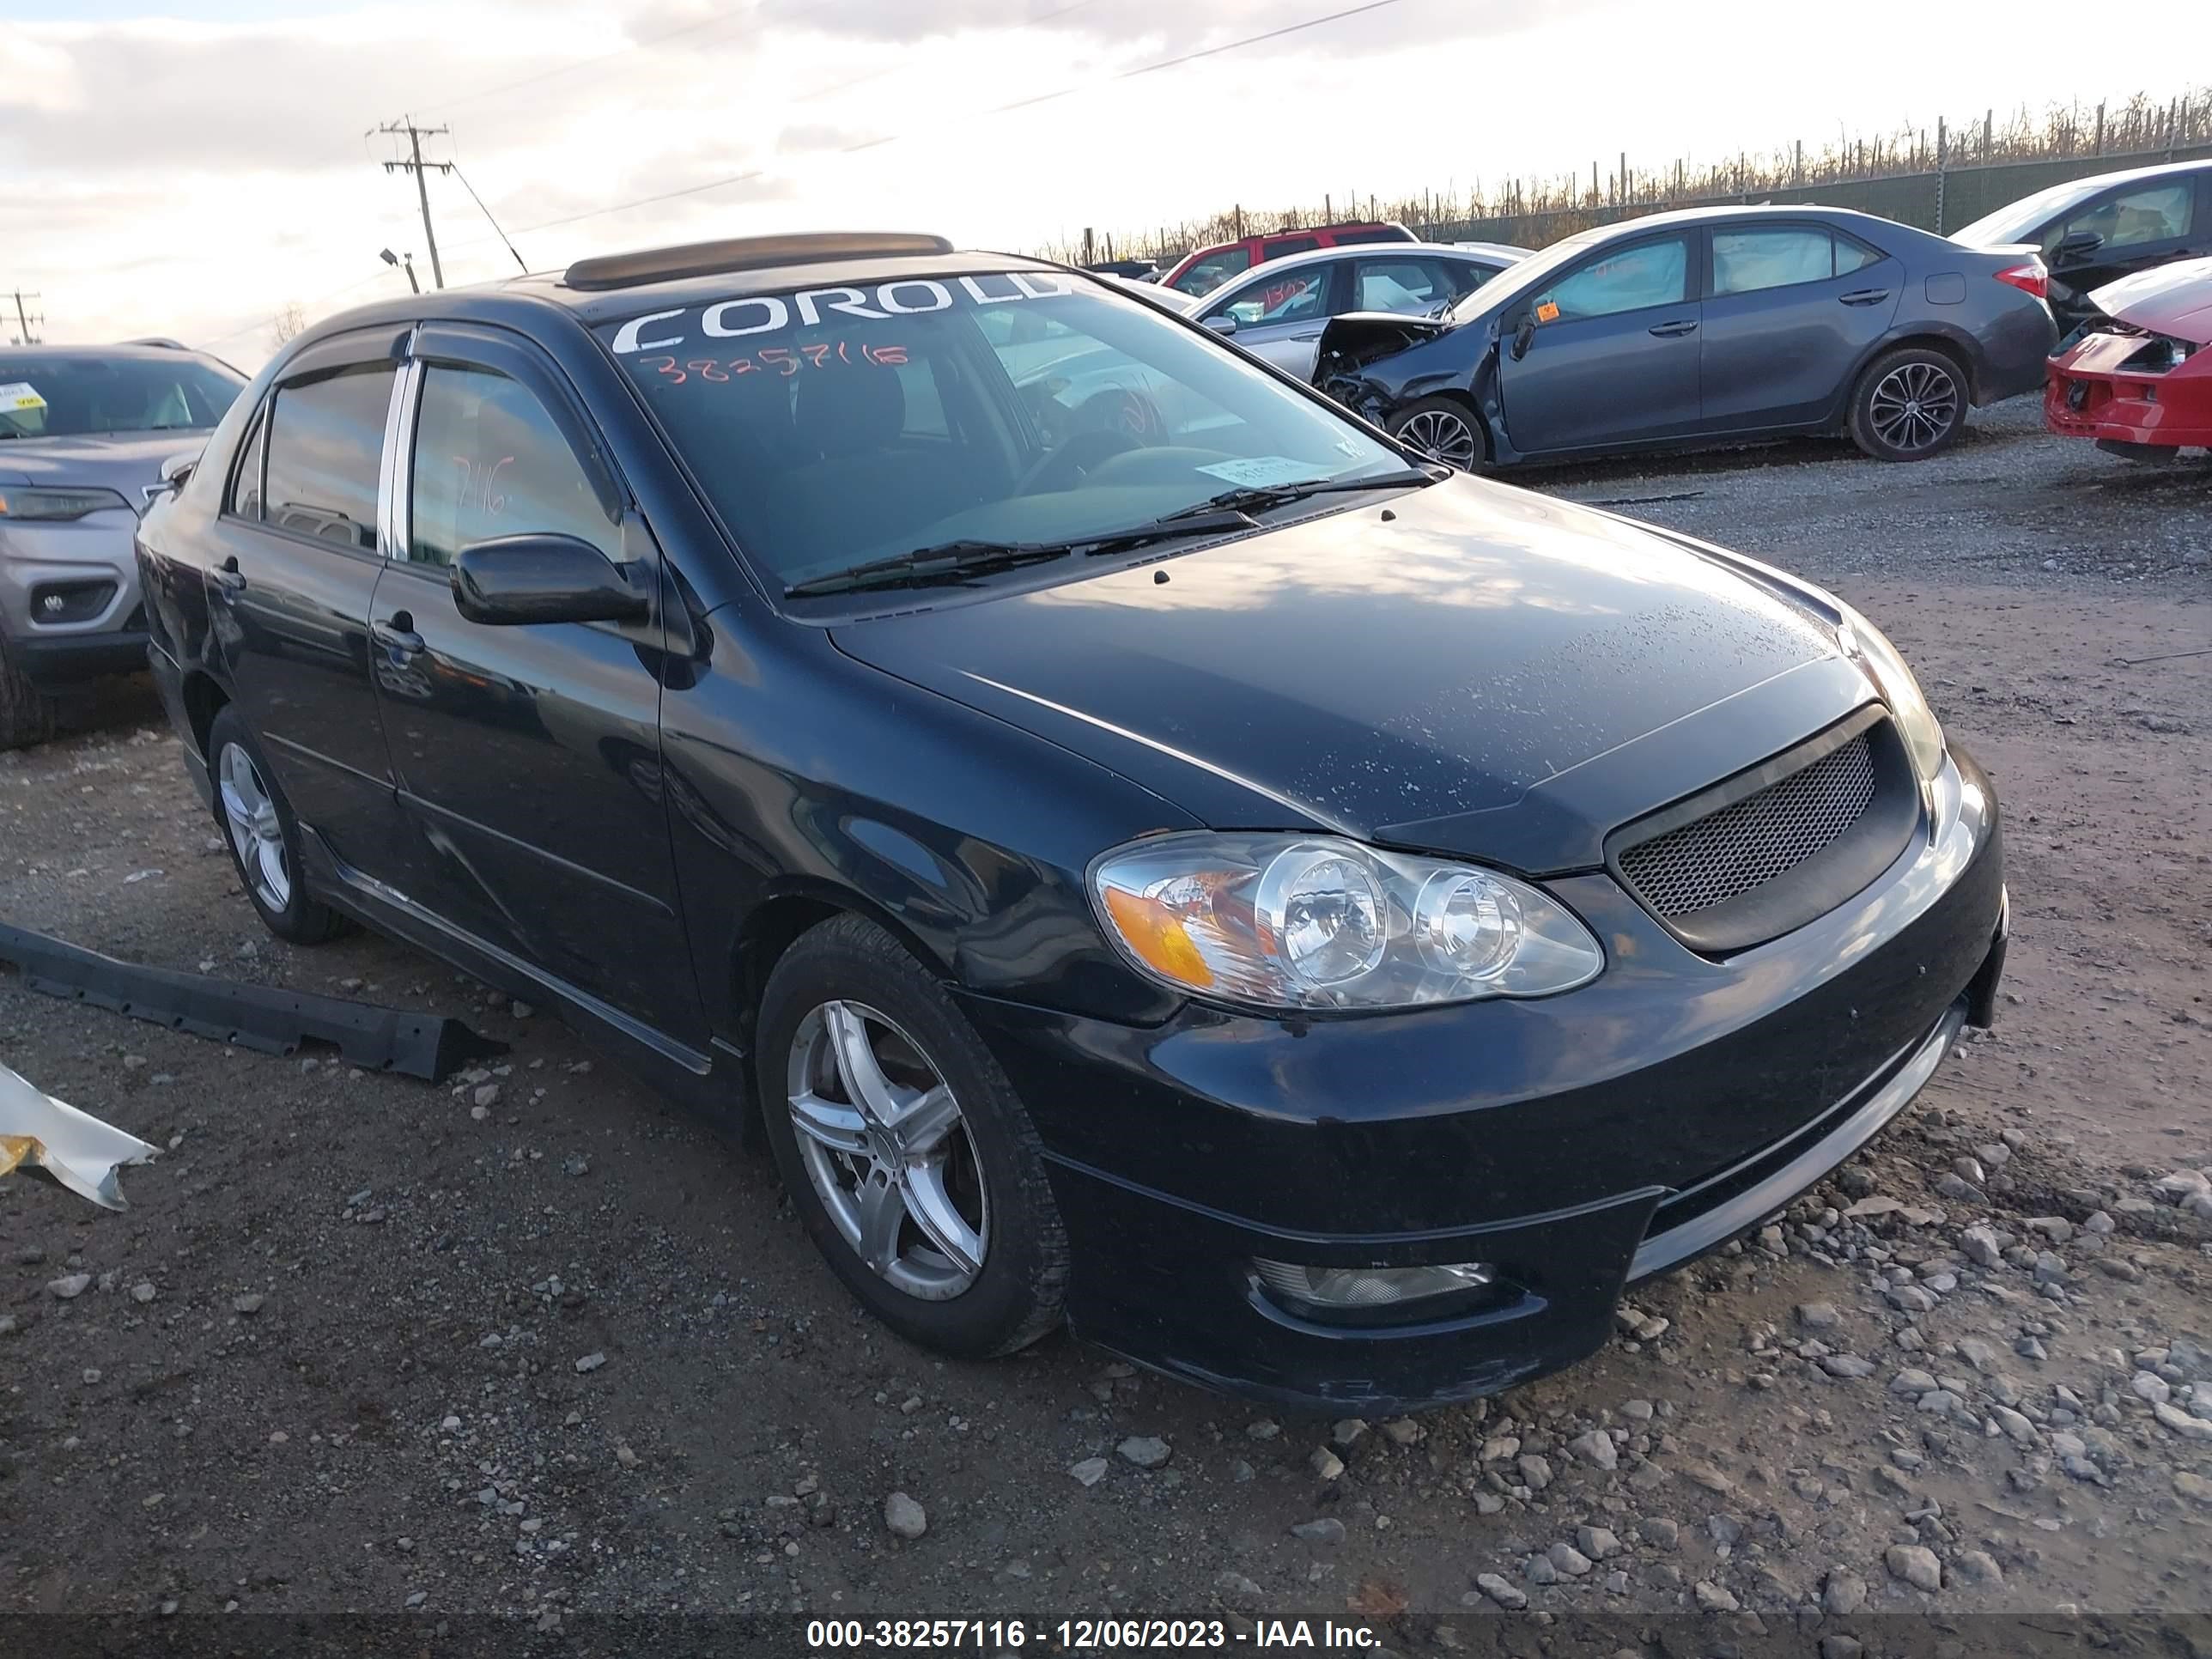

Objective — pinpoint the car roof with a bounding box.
[1952,158,2212,241]
[1564,203,1923,240]
[279,238,1079,355]
[1206,239,1524,288]
[0,341,234,366]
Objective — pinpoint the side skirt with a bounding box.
[297,827,740,1124]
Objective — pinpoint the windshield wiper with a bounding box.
[786,540,1075,598]
[784,509,1265,599]
[1156,466,1442,522]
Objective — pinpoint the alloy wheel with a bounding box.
[784,1000,988,1301]
[1397,407,1480,469]
[216,741,292,912]
[1867,361,1960,454]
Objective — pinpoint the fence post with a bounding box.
[1984,108,1992,161]
[1935,117,1947,234]
[1794,138,1802,185]
[2169,97,2180,162]
[2094,101,2105,155]
[1234,204,1244,239]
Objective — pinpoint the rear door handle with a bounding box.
[1839,289,1892,306]
[212,556,246,592]
[1647,319,1698,337]
[374,613,424,656]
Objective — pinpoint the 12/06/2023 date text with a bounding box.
[806,1617,1384,1649]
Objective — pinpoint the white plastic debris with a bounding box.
[0,1060,158,1210]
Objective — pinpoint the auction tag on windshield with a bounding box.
[1195,456,1322,489]
[0,381,46,413]
[1534,301,1561,324]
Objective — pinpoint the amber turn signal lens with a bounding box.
[1101,885,1214,989]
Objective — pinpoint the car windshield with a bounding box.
[1951,179,2112,246]
[599,270,1407,592]
[0,353,245,439]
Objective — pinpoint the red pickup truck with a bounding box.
[1158,222,1414,299]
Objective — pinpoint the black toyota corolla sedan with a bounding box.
[1316,204,2056,470]
[137,232,2006,1412]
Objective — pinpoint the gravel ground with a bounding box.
[3,408,2209,1653]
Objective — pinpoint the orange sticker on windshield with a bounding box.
[1534,301,1561,323]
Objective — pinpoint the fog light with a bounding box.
[1253,1257,1495,1322]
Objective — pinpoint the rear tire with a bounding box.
[1387,396,1487,471]
[206,706,350,945]
[1848,347,1967,461]
[757,914,1068,1360]
[0,633,58,751]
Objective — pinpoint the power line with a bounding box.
[453,0,1408,246]
[419,0,1104,123]
[452,165,528,272]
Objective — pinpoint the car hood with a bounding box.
[0,429,210,491]
[2090,256,2212,345]
[830,477,1859,872]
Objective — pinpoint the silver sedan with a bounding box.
[1189,240,1529,380]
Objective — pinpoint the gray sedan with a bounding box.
[1190,241,1528,380]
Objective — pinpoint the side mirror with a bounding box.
[1202,313,1238,336]
[2052,229,2103,264]
[451,532,651,627]
[1510,313,1538,361]
[144,448,202,505]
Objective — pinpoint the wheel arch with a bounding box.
[180,670,229,763]
[727,879,950,1139]
[1845,329,1980,416]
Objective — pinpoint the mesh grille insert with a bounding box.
[1618,734,1879,920]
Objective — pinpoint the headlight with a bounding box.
[0,486,135,521]
[1835,605,1944,782]
[1091,832,1603,1012]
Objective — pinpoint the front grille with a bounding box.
[1618,733,1879,921]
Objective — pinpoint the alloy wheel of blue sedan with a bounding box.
[1867,360,1962,454]
[1392,403,1482,469]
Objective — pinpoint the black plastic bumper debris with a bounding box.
[0,922,506,1083]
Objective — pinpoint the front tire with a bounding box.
[1387,396,1486,471]
[0,633,58,751]
[757,914,1068,1359]
[206,706,350,945]
[1849,347,1967,461]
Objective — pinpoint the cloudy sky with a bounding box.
[8,0,2208,366]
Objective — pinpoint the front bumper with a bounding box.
[0,508,148,688]
[962,749,2005,1413]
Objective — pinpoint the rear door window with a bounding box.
[1352,255,1480,314]
[1711,228,1842,295]
[262,364,397,551]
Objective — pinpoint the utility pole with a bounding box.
[7,290,40,345]
[374,118,452,289]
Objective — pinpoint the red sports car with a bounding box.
[2045,256,2212,456]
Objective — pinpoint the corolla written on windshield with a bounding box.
[598,270,1401,590]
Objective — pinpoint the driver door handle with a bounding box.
[1839,288,1892,306]
[374,612,424,656]
[1647,319,1698,337]
[212,556,246,592]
